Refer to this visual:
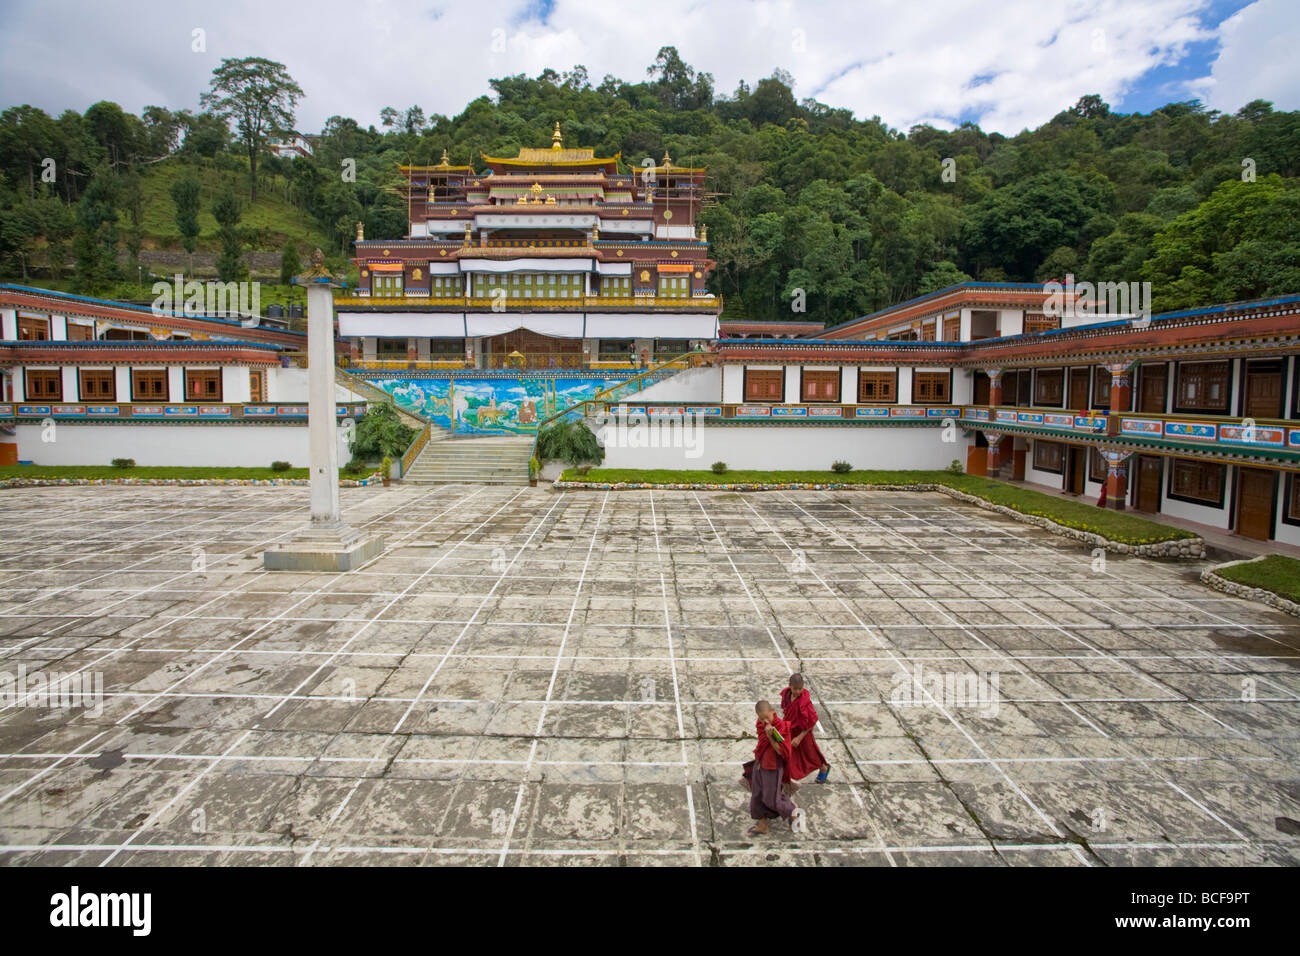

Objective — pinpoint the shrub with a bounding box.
[831,460,852,473]
[350,402,416,461]
[711,461,728,474]
[529,456,541,478]
[575,464,592,476]
[380,456,392,480]
[111,458,135,469]
[536,419,604,464]
[271,460,291,472]
[344,457,368,474]
[948,459,964,474]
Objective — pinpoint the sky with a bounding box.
[0,0,1296,136]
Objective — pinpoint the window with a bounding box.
[1286,473,1300,526]
[1092,366,1112,409]
[18,315,50,340]
[184,369,222,402]
[913,371,950,404]
[24,369,62,400]
[1033,440,1064,474]
[429,338,465,358]
[378,338,408,357]
[132,369,167,401]
[1175,361,1231,413]
[1033,368,1065,407]
[942,316,960,341]
[1169,458,1225,506]
[1024,312,1059,334]
[66,322,95,341]
[858,371,897,403]
[920,322,936,342]
[79,369,116,401]
[744,369,784,402]
[801,369,840,403]
[1088,447,1107,484]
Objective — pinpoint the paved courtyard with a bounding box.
[1,484,1298,866]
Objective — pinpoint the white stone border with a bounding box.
[554,478,1206,560]
[1201,555,1300,618]
[0,473,383,490]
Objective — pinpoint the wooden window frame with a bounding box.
[800,368,841,404]
[131,368,168,402]
[942,316,960,341]
[912,370,952,405]
[184,368,222,403]
[23,368,62,401]
[743,367,785,404]
[1167,457,1226,508]
[1033,440,1064,475]
[1092,366,1112,409]
[1283,471,1300,527]
[1088,446,1107,484]
[1033,367,1065,408]
[1173,360,1231,414]
[78,368,116,401]
[1024,312,1060,334]
[857,370,898,404]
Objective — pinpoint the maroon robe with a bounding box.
[780,686,828,781]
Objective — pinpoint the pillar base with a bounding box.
[262,520,385,572]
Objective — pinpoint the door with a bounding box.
[1235,467,1276,541]
[249,370,265,404]
[1135,456,1162,513]
[1067,446,1086,494]
[1139,364,1167,414]
[1068,368,1090,409]
[973,372,990,406]
[1243,362,1283,420]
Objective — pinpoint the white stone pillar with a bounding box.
[305,280,341,526]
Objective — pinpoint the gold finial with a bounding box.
[552,121,562,149]
[531,181,543,195]
[440,148,450,165]
[699,224,707,243]
[355,221,364,242]
[591,225,599,243]
[662,148,672,167]
[295,247,335,284]
[463,222,471,246]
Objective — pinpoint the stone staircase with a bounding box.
[402,436,533,485]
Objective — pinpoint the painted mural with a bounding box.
[358,375,632,436]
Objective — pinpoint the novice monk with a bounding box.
[781,673,831,783]
[748,700,803,836]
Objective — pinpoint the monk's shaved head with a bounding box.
[755,699,774,717]
[789,673,804,690]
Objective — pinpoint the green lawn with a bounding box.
[1214,555,1300,604]
[560,468,1195,545]
[0,464,376,482]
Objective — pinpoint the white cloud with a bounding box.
[1196,0,1300,114]
[0,0,1289,137]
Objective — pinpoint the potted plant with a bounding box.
[381,456,392,487]
[529,456,541,487]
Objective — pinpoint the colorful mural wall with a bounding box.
[357,374,633,436]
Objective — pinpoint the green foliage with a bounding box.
[948,459,964,474]
[110,457,135,469]
[349,402,416,461]
[831,460,852,473]
[279,238,301,286]
[536,420,604,464]
[170,172,201,268]
[211,185,244,281]
[2,59,1299,315]
[1214,555,1300,604]
[710,461,727,474]
[529,455,541,478]
[380,455,392,479]
[271,460,291,471]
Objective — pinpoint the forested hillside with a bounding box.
[1,47,1297,322]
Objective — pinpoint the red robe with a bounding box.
[781,687,828,781]
[743,715,793,786]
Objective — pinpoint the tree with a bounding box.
[71,164,122,291]
[279,238,301,286]
[171,173,201,276]
[349,403,415,461]
[211,185,244,282]
[200,57,303,201]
